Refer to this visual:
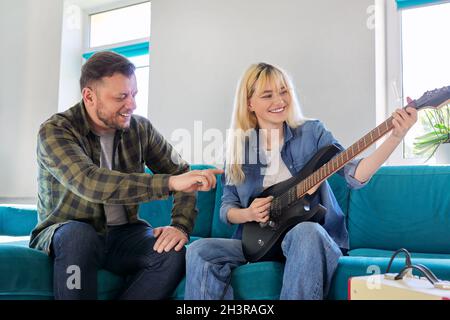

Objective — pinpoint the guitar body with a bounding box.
[242,144,341,262]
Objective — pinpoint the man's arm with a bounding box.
[142,120,198,235]
[354,107,418,182]
[38,122,172,205]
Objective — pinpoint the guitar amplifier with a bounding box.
[349,274,450,300]
[348,248,450,300]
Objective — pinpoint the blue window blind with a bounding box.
[396,0,449,9]
[82,42,149,60]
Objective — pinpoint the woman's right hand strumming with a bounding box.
[227,196,273,224]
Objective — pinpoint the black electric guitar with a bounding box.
[242,86,450,263]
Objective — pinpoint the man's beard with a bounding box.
[96,100,129,130]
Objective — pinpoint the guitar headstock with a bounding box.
[409,86,450,111]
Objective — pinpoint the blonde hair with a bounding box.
[225,63,306,185]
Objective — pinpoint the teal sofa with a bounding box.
[1,165,450,299]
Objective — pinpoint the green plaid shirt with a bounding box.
[30,101,197,255]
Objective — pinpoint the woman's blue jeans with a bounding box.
[185,222,342,300]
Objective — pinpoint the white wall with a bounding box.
[58,1,84,112]
[149,0,376,165]
[0,0,377,200]
[0,0,63,200]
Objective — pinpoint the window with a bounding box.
[83,1,151,118]
[400,2,450,159]
[89,2,151,48]
[384,0,450,163]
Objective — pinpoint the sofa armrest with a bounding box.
[0,204,37,236]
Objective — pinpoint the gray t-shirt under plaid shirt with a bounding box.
[99,132,128,226]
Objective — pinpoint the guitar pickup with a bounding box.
[259,220,278,229]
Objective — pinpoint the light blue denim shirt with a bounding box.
[220,120,370,250]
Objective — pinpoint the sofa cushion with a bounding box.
[327,173,351,216]
[0,234,200,300]
[0,205,37,236]
[347,166,450,253]
[231,262,284,299]
[175,254,450,301]
[138,164,217,238]
[0,244,124,300]
[172,261,284,300]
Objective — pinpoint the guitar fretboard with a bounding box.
[291,116,395,199]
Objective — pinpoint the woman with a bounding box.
[185,62,417,300]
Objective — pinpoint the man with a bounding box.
[29,51,222,299]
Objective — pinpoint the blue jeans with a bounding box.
[51,220,185,300]
[185,222,342,300]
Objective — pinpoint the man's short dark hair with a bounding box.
[80,51,136,91]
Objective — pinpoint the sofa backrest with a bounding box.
[0,205,37,236]
[2,165,450,256]
[138,164,218,238]
[330,165,450,254]
[210,174,238,238]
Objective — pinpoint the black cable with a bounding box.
[385,248,412,274]
[405,263,439,284]
[386,248,442,286]
[394,264,440,285]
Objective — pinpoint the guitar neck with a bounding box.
[296,116,395,198]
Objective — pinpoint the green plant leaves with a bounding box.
[413,104,450,160]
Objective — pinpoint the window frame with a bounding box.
[381,0,448,165]
[82,39,149,60]
[83,0,150,53]
[380,0,407,165]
